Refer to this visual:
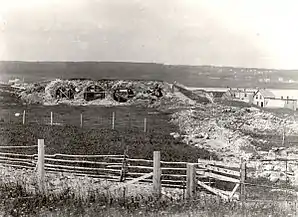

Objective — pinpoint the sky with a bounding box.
[0,0,298,69]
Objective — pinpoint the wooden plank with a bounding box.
[0,159,35,166]
[240,160,246,202]
[162,174,187,178]
[44,163,121,173]
[153,151,161,197]
[59,89,72,99]
[144,117,147,133]
[125,178,213,185]
[261,158,298,162]
[160,161,188,165]
[50,112,53,126]
[127,165,153,170]
[186,163,196,199]
[37,139,45,192]
[112,112,115,130]
[126,172,150,177]
[49,154,125,158]
[161,167,187,171]
[106,165,125,168]
[109,172,153,191]
[45,168,120,180]
[161,184,186,189]
[196,169,207,176]
[197,179,229,200]
[205,172,240,183]
[200,164,240,177]
[216,189,234,197]
[43,157,123,166]
[126,158,153,163]
[0,152,35,159]
[0,145,38,149]
[0,156,35,163]
[125,158,187,165]
[197,159,239,168]
[23,110,26,125]
[229,183,240,199]
[162,179,185,184]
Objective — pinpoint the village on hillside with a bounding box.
[190,87,298,111]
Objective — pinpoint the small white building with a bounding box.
[252,89,297,110]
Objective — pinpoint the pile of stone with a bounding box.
[252,147,298,185]
[170,102,298,162]
[16,79,176,107]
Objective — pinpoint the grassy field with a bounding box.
[0,122,216,162]
[0,170,295,217]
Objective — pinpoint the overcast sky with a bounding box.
[0,0,297,69]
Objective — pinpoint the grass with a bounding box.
[0,122,216,162]
[0,166,296,216]
[0,166,296,217]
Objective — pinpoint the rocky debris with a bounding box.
[16,79,190,108]
[250,147,298,185]
[170,102,298,184]
[170,107,258,162]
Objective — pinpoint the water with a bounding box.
[0,61,168,84]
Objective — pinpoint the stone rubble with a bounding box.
[170,102,298,185]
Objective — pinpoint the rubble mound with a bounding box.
[170,104,298,160]
[170,102,298,185]
[17,79,186,107]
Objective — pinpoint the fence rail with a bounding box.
[0,110,167,133]
[0,140,297,204]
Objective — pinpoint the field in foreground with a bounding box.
[0,166,297,217]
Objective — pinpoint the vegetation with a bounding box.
[0,122,215,162]
[0,166,296,217]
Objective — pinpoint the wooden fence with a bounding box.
[3,110,150,132]
[0,139,248,201]
[196,158,245,201]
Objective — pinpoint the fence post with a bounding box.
[186,163,196,199]
[240,159,246,202]
[144,117,147,133]
[286,154,288,196]
[209,156,213,186]
[112,112,115,130]
[120,149,128,182]
[50,112,53,126]
[37,139,45,192]
[153,151,161,198]
[22,110,26,125]
[80,113,83,128]
[128,112,131,129]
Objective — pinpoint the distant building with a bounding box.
[222,88,256,103]
[253,89,275,107]
[208,91,225,99]
[252,89,297,110]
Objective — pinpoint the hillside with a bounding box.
[1,61,298,89]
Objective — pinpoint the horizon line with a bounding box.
[0,60,297,71]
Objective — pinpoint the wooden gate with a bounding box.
[195,159,246,200]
